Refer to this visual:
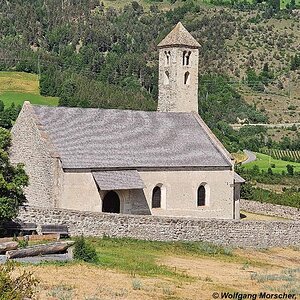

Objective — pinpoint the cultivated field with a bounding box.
[18,237,300,300]
[0,72,59,107]
[244,152,300,173]
[261,148,300,162]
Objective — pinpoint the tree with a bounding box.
[286,164,294,176]
[268,0,280,11]
[0,129,28,222]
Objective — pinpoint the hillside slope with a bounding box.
[0,72,58,107]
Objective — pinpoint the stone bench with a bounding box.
[41,224,69,238]
[2,221,37,236]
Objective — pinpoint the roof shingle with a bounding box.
[32,105,232,169]
[92,170,145,190]
[158,22,201,49]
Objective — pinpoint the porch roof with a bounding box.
[92,170,145,190]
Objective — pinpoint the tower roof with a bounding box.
[158,22,201,49]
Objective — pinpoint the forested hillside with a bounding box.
[0,0,300,151]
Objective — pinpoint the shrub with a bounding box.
[73,236,98,263]
[0,261,38,299]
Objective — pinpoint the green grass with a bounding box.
[0,91,58,107]
[244,152,300,174]
[85,237,234,279]
[0,71,59,107]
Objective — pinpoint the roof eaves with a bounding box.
[192,112,234,168]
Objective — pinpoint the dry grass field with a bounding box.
[16,238,300,300]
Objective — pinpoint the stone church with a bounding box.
[10,22,244,219]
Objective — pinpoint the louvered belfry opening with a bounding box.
[152,186,161,208]
[102,191,120,213]
[197,185,206,206]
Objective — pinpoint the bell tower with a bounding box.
[157,22,200,113]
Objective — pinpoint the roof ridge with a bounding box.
[32,105,195,116]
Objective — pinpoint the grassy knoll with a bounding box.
[0,72,59,107]
[244,152,300,173]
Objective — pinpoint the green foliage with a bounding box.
[291,54,300,71]
[0,128,28,222]
[242,185,300,208]
[245,68,264,91]
[0,101,21,129]
[74,236,98,263]
[18,238,29,249]
[0,261,38,300]
[286,164,294,176]
[198,74,268,151]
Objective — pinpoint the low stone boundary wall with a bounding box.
[241,199,300,220]
[18,206,300,248]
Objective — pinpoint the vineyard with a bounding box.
[261,148,300,163]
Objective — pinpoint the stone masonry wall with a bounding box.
[10,102,58,208]
[18,206,300,248]
[240,199,300,221]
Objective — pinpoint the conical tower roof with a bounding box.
[158,22,200,49]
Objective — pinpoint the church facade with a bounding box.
[10,23,243,219]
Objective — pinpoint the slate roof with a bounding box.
[158,22,201,49]
[234,172,246,184]
[92,170,145,190]
[32,105,232,169]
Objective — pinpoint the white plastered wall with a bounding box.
[139,169,235,219]
[59,172,101,212]
[58,172,150,215]
[57,169,235,219]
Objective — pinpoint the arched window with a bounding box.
[186,51,191,65]
[165,51,171,66]
[184,71,190,85]
[197,185,206,206]
[164,71,170,85]
[182,50,187,65]
[183,51,191,66]
[152,186,161,208]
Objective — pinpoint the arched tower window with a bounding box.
[184,71,190,85]
[164,71,170,85]
[197,185,206,206]
[183,51,191,66]
[165,51,171,66]
[182,51,187,65]
[186,51,191,65]
[152,186,161,208]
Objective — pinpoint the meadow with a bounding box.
[0,72,59,107]
[20,237,300,299]
[243,152,300,173]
